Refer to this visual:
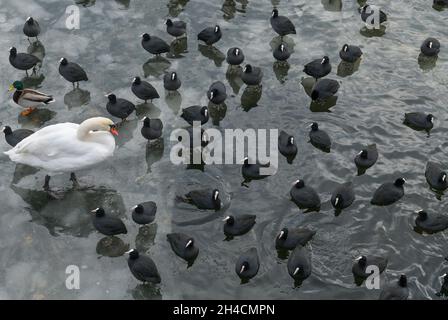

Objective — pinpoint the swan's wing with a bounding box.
[9,123,79,159]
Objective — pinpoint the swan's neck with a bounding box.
[77,120,106,140]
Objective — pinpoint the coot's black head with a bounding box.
[243,64,252,73]
[394,178,406,187]
[427,114,434,123]
[185,238,194,249]
[278,227,288,240]
[440,172,447,183]
[310,122,319,131]
[26,17,34,24]
[133,204,144,214]
[127,249,139,260]
[311,90,319,101]
[106,94,117,103]
[2,126,12,135]
[321,56,330,64]
[212,189,221,209]
[170,72,177,81]
[398,275,407,287]
[133,76,141,85]
[91,207,105,217]
[201,106,208,117]
[214,25,220,33]
[287,136,294,146]
[360,5,369,13]
[279,43,286,52]
[165,19,173,26]
[233,48,241,56]
[239,261,250,274]
[359,150,368,159]
[357,255,367,267]
[209,89,218,100]
[443,273,448,283]
[9,47,17,56]
[271,9,279,18]
[59,57,68,65]
[141,33,151,41]
[293,179,305,189]
[334,194,344,208]
[417,210,428,221]
[342,44,349,52]
[243,157,250,165]
[223,215,234,225]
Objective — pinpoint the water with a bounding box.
[0,0,447,300]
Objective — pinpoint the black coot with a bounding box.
[354,144,378,169]
[9,47,40,74]
[275,227,316,250]
[415,210,448,233]
[242,157,270,181]
[141,117,163,140]
[339,44,363,62]
[273,43,291,62]
[131,76,159,103]
[141,33,170,55]
[310,79,340,101]
[425,161,447,191]
[181,189,221,210]
[331,182,355,210]
[278,130,297,161]
[226,47,244,66]
[197,25,222,46]
[167,233,199,262]
[207,81,227,104]
[91,207,127,236]
[379,275,409,300]
[304,56,331,79]
[163,72,181,91]
[270,9,296,37]
[131,201,157,225]
[241,64,263,86]
[290,179,321,210]
[287,245,312,281]
[404,112,434,131]
[180,105,209,125]
[371,178,405,206]
[23,17,40,40]
[59,57,88,86]
[2,126,34,147]
[359,5,387,25]
[106,94,135,120]
[352,255,388,279]
[166,19,187,38]
[127,249,161,284]
[420,38,440,57]
[309,122,331,152]
[223,214,256,237]
[235,248,259,280]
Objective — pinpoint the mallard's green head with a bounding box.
[10,81,23,91]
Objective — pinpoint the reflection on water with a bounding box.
[167,0,189,17]
[21,74,45,88]
[321,0,342,11]
[17,108,56,129]
[131,283,162,300]
[198,44,226,67]
[96,236,129,257]
[64,88,91,109]
[360,25,386,38]
[208,102,227,126]
[418,54,438,71]
[10,184,126,237]
[273,61,290,84]
[165,91,182,115]
[27,41,45,62]
[142,57,171,78]
[135,224,158,252]
[226,67,243,94]
[241,85,262,111]
[145,139,164,173]
[337,60,361,78]
[168,38,188,58]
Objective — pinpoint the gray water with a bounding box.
[0,0,447,300]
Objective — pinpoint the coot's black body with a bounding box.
[91,208,127,236]
[223,215,256,237]
[352,255,388,279]
[127,249,161,284]
[167,233,199,262]
[371,178,405,206]
[106,94,135,120]
[331,182,355,210]
[180,105,209,125]
[141,117,163,140]
[287,245,312,281]
[197,25,222,46]
[132,77,159,102]
[425,161,448,191]
[339,44,363,62]
[304,56,331,79]
[2,126,34,147]
[354,144,378,169]
[131,201,157,225]
[290,180,321,210]
[415,210,448,233]
[141,33,170,55]
[275,227,316,250]
[59,58,88,85]
[270,9,296,37]
[235,248,259,280]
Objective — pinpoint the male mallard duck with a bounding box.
[9,80,54,116]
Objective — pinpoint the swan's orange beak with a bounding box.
[110,127,119,136]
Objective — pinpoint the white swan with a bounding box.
[4,117,118,190]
